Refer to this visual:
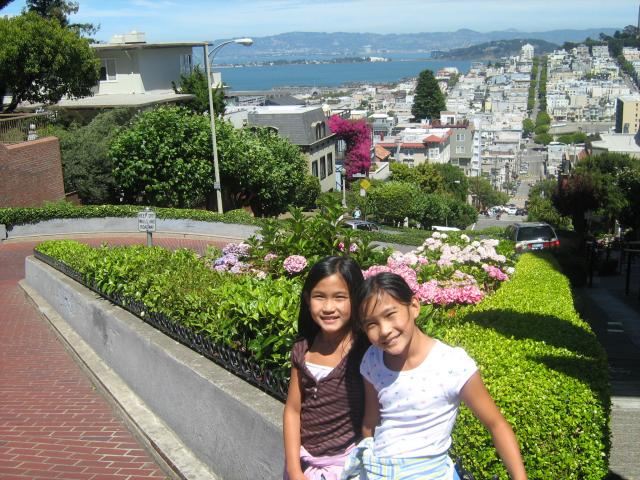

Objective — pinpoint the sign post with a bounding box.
[137,207,156,247]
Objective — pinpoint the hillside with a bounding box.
[431,39,559,60]
[212,28,613,61]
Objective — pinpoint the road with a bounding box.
[548,121,614,135]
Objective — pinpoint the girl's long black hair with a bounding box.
[356,272,414,327]
[298,256,364,343]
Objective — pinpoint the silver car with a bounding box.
[506,222,560,252]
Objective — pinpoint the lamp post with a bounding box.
[204,37,253,213]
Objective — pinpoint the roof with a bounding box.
[247,106,331,145]
[56,92,194,109]
[375,145,392,159]
[92,41,208,50]
[423,135,444,143]
[591,133,640,153]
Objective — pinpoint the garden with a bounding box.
[29,197,610,479]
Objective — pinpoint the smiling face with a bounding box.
[360,291,421,358]
[308,273,352,338]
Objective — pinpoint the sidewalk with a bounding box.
[0,235,223,480]
[577,259,640,480]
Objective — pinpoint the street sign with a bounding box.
[352,173,366,178]
[138,208,156,232]
[360,179,371,191]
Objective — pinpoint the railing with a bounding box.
[0,112,55,144]
[33,249,290,402]
[587,239,640,298]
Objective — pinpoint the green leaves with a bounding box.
[0,12,100,112]
[109,106,213,209]
[411,69,446,121]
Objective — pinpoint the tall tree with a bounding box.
[0,0,14,9]
[0,13,100,112]
[26,0,97,36]
[411,69,445,121]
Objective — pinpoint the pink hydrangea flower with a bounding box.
[338,242,345,252]
[349,243,358,253]
[283,255,308,274]
[264,253,277,262]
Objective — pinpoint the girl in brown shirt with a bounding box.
[283,256,368,480]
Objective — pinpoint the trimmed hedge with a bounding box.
[0,203,505,248]
[445,253,609,479]
[0,202,260,230]
[34,240,610,479]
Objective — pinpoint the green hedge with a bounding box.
[445,253,609,479]
[0,202,260,230]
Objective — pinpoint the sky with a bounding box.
[2,0,638,43]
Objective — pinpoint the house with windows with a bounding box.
[57,32,204,110]
[246,106,337,192]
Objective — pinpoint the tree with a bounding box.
[0,0,14,9]
[216,121,308,216]
[327,115,371,179]
[522,118,535,137]
[432,163,468,203]
[171,66,225,116]
[25,0,96,36]
[110,106,214,208]
[390,162,444,194]
[533,132,553,145]
[46,108,137,204]
[368,181,427,225]
[411,69,445,121]
[0,13,100,112]
[469,176,508,209]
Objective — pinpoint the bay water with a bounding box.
[217,59,472,91]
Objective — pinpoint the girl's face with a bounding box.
[360,291,420,357]
[308,273,352,337]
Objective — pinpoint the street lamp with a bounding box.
[204,37,253,213]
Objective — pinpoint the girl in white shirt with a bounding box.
[343,272,527,480]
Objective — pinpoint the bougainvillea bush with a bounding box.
[327,114,371,178]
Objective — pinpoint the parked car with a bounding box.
[341,219,380,231]
[515,208,528,216]
[431,225,461,232]
[506,222,560,252]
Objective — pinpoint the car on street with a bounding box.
[506,222,560,252]
[341,219,380,231]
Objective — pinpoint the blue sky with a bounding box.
[3,0,637,42]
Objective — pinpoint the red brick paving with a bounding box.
[0,235,226,479]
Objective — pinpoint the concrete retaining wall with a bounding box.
[7,217,260,240]
[25,256,284,480]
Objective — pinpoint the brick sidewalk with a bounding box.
[0,236,225,480]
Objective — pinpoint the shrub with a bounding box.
[0,202,260,230]
[445,253,609,479]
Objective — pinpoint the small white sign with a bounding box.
[352,173,366,178]
[138,209,156,232]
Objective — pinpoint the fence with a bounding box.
[0,112,55,143]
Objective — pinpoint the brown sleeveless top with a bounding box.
[291,337,366,457]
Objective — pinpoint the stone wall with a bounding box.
[0,137,66,207]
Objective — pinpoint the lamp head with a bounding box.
[234,38,254,47]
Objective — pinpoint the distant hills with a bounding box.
[213,28,616,61]
[432,39,559,60]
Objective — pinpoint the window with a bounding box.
[456,145,465,154]
[320,156,326,179]
[312,160,319,177]
[100,59,117,82]
[327,153,333,174]
[315,122,326,140]
[180,54,193,75]
[456,133,465,141]
[429,148,440,158]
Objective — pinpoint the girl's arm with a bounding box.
[362,378,380,438]
[460,372,528,480]
[283,367,306,480]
